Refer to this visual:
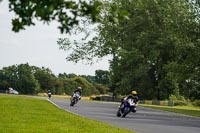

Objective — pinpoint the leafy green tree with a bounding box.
[58,72,109,95]
[8,0,129,33]
[109,0,200,100]
[58,73,67,79]
[0,66,18,91]
[67,73,78,78]
[80,75,96,84]
[61,78,77,95]
[16,64,40,94]
[58,0,200,100]
[52,78,64,95]
[95,70,110,86]
[72,76,99,96]
[0,64,40,94]
[94,83,108,94]
[33,66,56,92]
[58,73,78,79]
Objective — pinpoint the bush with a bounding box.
[72,77,100,96]
[169,94,186,101]
[94,84,108,94]
[174,100,188,106]
[178,95,186,101]
[169,94,177,101]
[192,100,200,107]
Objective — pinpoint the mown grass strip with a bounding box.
[140,104,200,117]
[0,94,133,133]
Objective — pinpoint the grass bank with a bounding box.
[140,104,200,117]
[0,94,133,133]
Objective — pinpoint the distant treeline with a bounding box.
[0,63,110,96]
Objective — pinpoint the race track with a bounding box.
[49,99,200,133]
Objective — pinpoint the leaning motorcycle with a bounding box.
[70,92,81,106]
[117,99,137,118]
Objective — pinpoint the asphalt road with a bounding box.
[49,98,200,133]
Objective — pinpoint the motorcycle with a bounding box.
[48,92,51,99]
[70,92,81,106]
[117,98,137,118]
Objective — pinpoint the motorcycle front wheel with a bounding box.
[116,109,121,117]
[70,98,75,106]
[122,107,131,118]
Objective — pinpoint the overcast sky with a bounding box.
[0,1,110,76]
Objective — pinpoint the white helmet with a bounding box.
[77,87,82,90]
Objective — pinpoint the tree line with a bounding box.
[0,63,109,96]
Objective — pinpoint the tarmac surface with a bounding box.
[49,98,200,133]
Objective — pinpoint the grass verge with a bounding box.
[140,104,200,117]
[0,94,133,133]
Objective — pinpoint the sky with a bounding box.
[0,1,110,76]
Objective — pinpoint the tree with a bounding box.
[109,0,200,100]
[106,0,200,100]
[80,75,96,83]
[61,78,77,95]
[0,66,17,90]
[52,78,64,95]
[0,64,40,94]
[72,76,99,96]
[8,0,129,33]
[15,64,40,94]
[33,66,56,92]
[94,83,108,94]
[95,70,110,86]
[58,0,200,100]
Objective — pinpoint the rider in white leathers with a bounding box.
[120,90,139,113]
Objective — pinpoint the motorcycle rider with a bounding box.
[47,90,52,99]
[73,86,82,100]
[120,90,139,113]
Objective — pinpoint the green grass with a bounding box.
[140,104,200,117]
[0,94,133,133]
